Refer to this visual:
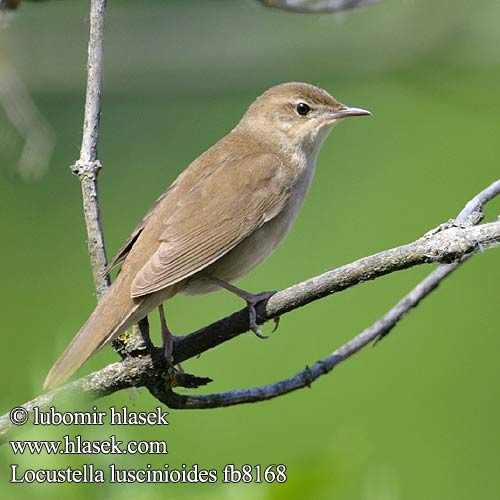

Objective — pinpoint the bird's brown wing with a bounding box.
[131,152,291,297]
[103,189,172,275]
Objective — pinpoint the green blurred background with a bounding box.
[1,0,500,498]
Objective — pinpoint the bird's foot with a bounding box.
[243,290,277,339]
[272,315,281,333]
[207,278,278,339]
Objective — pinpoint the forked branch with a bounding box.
[1,179,499,443]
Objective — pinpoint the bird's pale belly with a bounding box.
[180,193,304,296]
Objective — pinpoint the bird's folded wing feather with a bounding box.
[103,188,172,275]
[131,152,291,297]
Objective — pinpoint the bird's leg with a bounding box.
[158,304,174,364]
[207,278,278,339]
[158,305,185,376]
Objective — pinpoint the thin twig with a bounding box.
[68,0,147,359]
[70,0,109,300]
[373,178,500,343]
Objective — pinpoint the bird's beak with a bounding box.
[329,105,372,120]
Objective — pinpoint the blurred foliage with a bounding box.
[1,0,500,499]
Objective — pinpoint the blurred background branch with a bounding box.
[0,61,54,181]
[0,0,45,10]
[0,0,21,10]
[256,0,380,14]
[0,0,380,13]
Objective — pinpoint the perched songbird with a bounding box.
[44,82,370,389]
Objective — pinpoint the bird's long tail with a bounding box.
[43,272,146,390]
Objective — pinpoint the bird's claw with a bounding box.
[251,326,269,339]
[245,290,276,339]
[246,301,268,339]
[272,316,281,333]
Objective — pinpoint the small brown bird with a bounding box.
[44,82,370,389]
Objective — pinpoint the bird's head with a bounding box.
[240,82,371,154]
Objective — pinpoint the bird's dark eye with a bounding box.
[296,102,311,116]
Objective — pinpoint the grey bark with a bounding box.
[70,0,110,301]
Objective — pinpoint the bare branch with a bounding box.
[70,0,110,300]
[172,214,500,365]
[161,179,500,408]
[0,319,211,445]
[1,179,499,442]
[255,0,381,14]
[68,0,147,374]
[163,264,460,408]
[374,177,500,344]
[0,355,147,446]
